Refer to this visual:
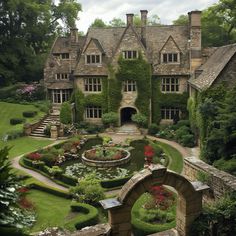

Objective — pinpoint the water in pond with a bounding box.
[60,138,148,180]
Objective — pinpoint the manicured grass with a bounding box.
[0,101,45,138]
[151,141,183,173]
[26,189,75,232]
[0,137,53,159]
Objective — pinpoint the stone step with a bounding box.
[32,130,45,134]
[30,133,47,137]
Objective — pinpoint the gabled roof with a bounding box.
[189,44,236,91]
[159,35,182,53]
[83,38,106,54]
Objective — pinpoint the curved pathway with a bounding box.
[11,133,198,193]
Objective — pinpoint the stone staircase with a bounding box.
[30,114,59,138]
[116,123,141,135]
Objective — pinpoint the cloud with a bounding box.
[77,0,219,32]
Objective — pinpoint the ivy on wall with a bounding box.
[109,53,151,118]
[73,77,108,122]
[152,78,189,123]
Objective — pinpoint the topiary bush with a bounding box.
[180,134,195,147]
[102,112,119,127]
[22,111,37,118]
[10,118,25,125]
[148,123,159,135]
[60,102,72,124]
[132,113,147,128]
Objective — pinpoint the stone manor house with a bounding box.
[43,10,204,125]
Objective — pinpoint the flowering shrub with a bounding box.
[27,152,41,161]
[18,197,35,210]
[148,185,174,210]
[16,84,44,101]
[144,145,155,165]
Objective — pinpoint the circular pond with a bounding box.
[82,146,131,167]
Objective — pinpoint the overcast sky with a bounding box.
[76,0,219,32]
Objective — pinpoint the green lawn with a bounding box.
[0,101,45,138]
[26,189,75,232]
[0,137,53,159]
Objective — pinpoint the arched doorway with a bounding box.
[120,107,137,124]
[100,165,209,236]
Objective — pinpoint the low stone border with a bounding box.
[81,148,131,167]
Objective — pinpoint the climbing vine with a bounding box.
[152,78,188,123]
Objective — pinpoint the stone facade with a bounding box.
[44,10,202,124]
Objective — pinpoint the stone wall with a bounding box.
[184,157,236,199]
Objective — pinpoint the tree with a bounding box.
[0,0,81,85]
[0,147,35,230]
[102,112,119,127]
[173,14,188,25]
[109,18,126,27]
[90,18,107,28]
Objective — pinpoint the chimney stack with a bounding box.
[126,13,134,26]
[140,10,148,47]
[70,27,78,44]
[188,11,202,72]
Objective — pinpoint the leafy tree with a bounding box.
[90,18,107,28]
[109,18,126,27]
[173,14,188,25]
[60,102,72,124]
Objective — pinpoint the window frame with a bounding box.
[123,80,137,92]
[85,54,102,65]
[161,77,179,93]
[55,73,69,80]
[161,107,180,120]
[85,106,102,119]
[84,78,102,92]
[162,52,179,64]
[122,50,138,60]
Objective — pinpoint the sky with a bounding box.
[76,0,219,33]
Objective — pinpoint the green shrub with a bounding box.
[48,166,63,177]
[175,126,191,141]
[60,174,77,186]
[9,118,25,125]
[67,202,98,230]
[102,112,119,126]
[70,174,105,205]
[148,123,159,135]
[22,111,37,118]
[180,134,195,147]
[86,124,104,134]
[100,175,132,188]
[44,124,51,136]
[174,120,190,129]
[214,158,236,176]
[40,153,57,167]
[6,130,24,140]
[131,113,147,128]
[0,226,26,236]
[60,102,72,124]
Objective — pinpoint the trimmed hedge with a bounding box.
[6,130,24,140]
[101,175,132,188]
[66,202,98,230]
[0,226,26,236]
[10,118,25,125]
[22,110,37,118]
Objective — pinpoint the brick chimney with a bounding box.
[188,11,202,72]
[140,10,148,47]
[126,13,134,26]
[70,27,78,44]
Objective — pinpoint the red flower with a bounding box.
[17,187,29,193]
[27,152,41,160]
[144,145,154,158]
[18,196,35,210]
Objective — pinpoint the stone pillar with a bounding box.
[23,123,32,135]
[176,192,203,236]
[140,10,148,47]
[50,125,58,139]
[108,205,132,236]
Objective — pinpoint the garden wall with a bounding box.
[184,157,236,199]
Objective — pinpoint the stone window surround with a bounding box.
[84,78,102,92]
[51,89,71,104]
[55,73,69,80]
[161,77,179,93]
[161,52,180,64]
[53,53,70,60]
[85,53,102,65]
[85,105,102,119]
[161,107,180,120]
[123,80,136,92]
[122,50,138,59]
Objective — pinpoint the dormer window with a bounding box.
[55,73,69,80]
[86,54,101,64]
[123,51,138,59]
[162,53,179,63]
[53,53,69,59]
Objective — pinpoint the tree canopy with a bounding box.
[0,0,81,85]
